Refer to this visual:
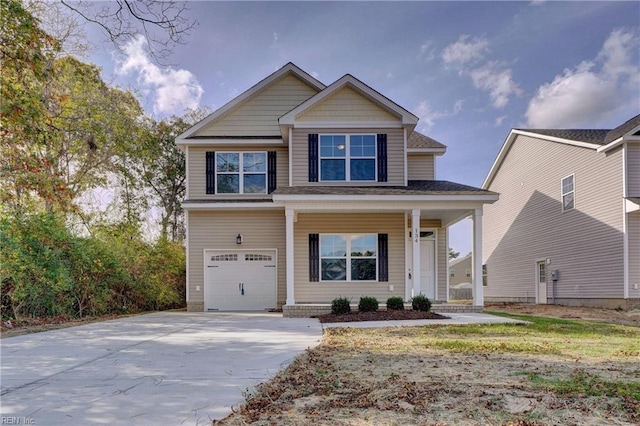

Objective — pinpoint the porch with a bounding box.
[283,302,483,318]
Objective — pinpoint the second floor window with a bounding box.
[216,152,267,194]
[561,174,575,211]
[320,134,376,181]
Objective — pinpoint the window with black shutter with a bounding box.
[308,134,318,182]
[268,151,277,193]
[378,233,389,282]
[377,134,387,182]
[206,151,215,194]
[309,233,319,281]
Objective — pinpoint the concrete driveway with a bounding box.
[0,312,322,425]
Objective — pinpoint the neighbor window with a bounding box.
[320,234,377,281]
[320,134,376,181]
[465,269,471,278]
[449,268,455,278]
[538,261,547,283]
[561,174,575,211]
[216,152,267,194]
[482,264,488,286]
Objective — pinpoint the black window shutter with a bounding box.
[377,134,387,182]
[206,151,215,194]
[309,233,319,282]
[308,134,319,182]
[267,151,277,193]
[378,233,389,282]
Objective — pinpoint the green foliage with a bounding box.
[411,294,432,312]
[358,296,379,313]
[386,296,405,311]
[523,369,640,401]
[0,213,185,320]
[331,297,351,315]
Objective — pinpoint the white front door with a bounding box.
[536,260,547,304]
[205,250,277,311]
[420,238,436,299]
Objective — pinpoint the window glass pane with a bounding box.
[351,259,376,280]
[216,174,239,193]
[321,159,346,180]
[322,259,347,280]
[562,176,573,193]
[320,135,346,158]
[350,135,375,157]
[216,153,239,172]
[350,159,375,180]
[243,153,266,172]
[243,174,266,193]
[321,235,346,257]
[351,235,377,257]
[563,193,574,210]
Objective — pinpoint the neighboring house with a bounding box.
[482,115,640,309]
[176,63,498,316]
[449,253,472,287]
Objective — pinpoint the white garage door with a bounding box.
[204,250,277,311]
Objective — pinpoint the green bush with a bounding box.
[331,297,351,315]
[411,294,432,312]
[386,296,405,310]
[358,296,379,312]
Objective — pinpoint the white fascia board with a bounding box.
[177,63,325,141]
[182,202,283,210]
[279,75,418,127]
[176,138,284,146]
[274,200,494,212]
[273,193,499,204]
[289,121,403,129]
[482,129,601,189]
[597,135,640,153]
[407,148,447,155]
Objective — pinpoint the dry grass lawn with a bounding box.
[215,312,640,425]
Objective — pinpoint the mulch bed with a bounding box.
[317,309,449,323]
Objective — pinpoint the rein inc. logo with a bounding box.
[1,418,35,425]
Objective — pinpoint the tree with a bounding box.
[449,247,460,260]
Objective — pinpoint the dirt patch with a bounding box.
[317,309,449,323]
[486,303,640,327]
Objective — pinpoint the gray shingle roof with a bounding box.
[407,131,447,149]
[273,180,496,196]
[519,114,640,146]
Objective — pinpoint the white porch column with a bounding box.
[411,209,421,298]
[285,208,295,305]
[472,208,484,306]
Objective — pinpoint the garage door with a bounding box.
[204,250,277,311]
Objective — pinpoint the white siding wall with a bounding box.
[187,146,288,200]
[407,154,435,180]
[187,210,287,309]
[483,135,624,300]
[628,144,640,196]
[629,212,640,298]
[195,74,319,137]
[297,86,398,122]
[290,128,405,186]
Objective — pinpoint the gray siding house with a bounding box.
[482,115,640,309]
[176,63,498,316]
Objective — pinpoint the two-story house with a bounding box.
[482,114,640,309]
[177,63,498,316]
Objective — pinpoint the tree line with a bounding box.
[1,0,200,320]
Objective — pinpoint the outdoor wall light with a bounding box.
[236,234,243,244]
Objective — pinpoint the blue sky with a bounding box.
[79,1,639,254]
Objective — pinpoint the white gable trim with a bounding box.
[483,129,601,189]
[407,148,447,155]
[596,124,640,152]
[279,74,418,129]
[176,63,325,143]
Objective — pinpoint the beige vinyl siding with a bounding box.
[407,154,435,180]
[187,210,286,308]
[297,86,399,122]
[449,255,472,287]
[629,212,640,298]
[290,128,405,186]
[627,144,640,196]
[416,219,447,301]
[195,74,319,137]
[187,145,288,199]
[294,213,405,303]
[483,135,624,300]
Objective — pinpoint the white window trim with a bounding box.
[319,233,378,282]
[561,173,575,212]
[319,134,377,182]
[215,151,267,194]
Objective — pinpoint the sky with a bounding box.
[77,1,639,255]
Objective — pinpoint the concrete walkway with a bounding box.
[0,312,322,425]
[321,312,529,329]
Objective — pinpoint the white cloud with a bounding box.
[414,100,463,133]
[117,35,203,116]
[442,35,489,65]
[525,28,639,128]
[469,62,523,109]
[418,40,437,62]
[495,115,507,127]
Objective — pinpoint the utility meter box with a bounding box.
[551,270,560,281]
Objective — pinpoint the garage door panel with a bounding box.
[205,250,277,311]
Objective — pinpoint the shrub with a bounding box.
[358,296,379,312]
[386,296,405,311]
[331,297,351,315]
[412,294,432,312]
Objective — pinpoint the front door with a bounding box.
[536,260,547,304]
[420,238,436,299]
